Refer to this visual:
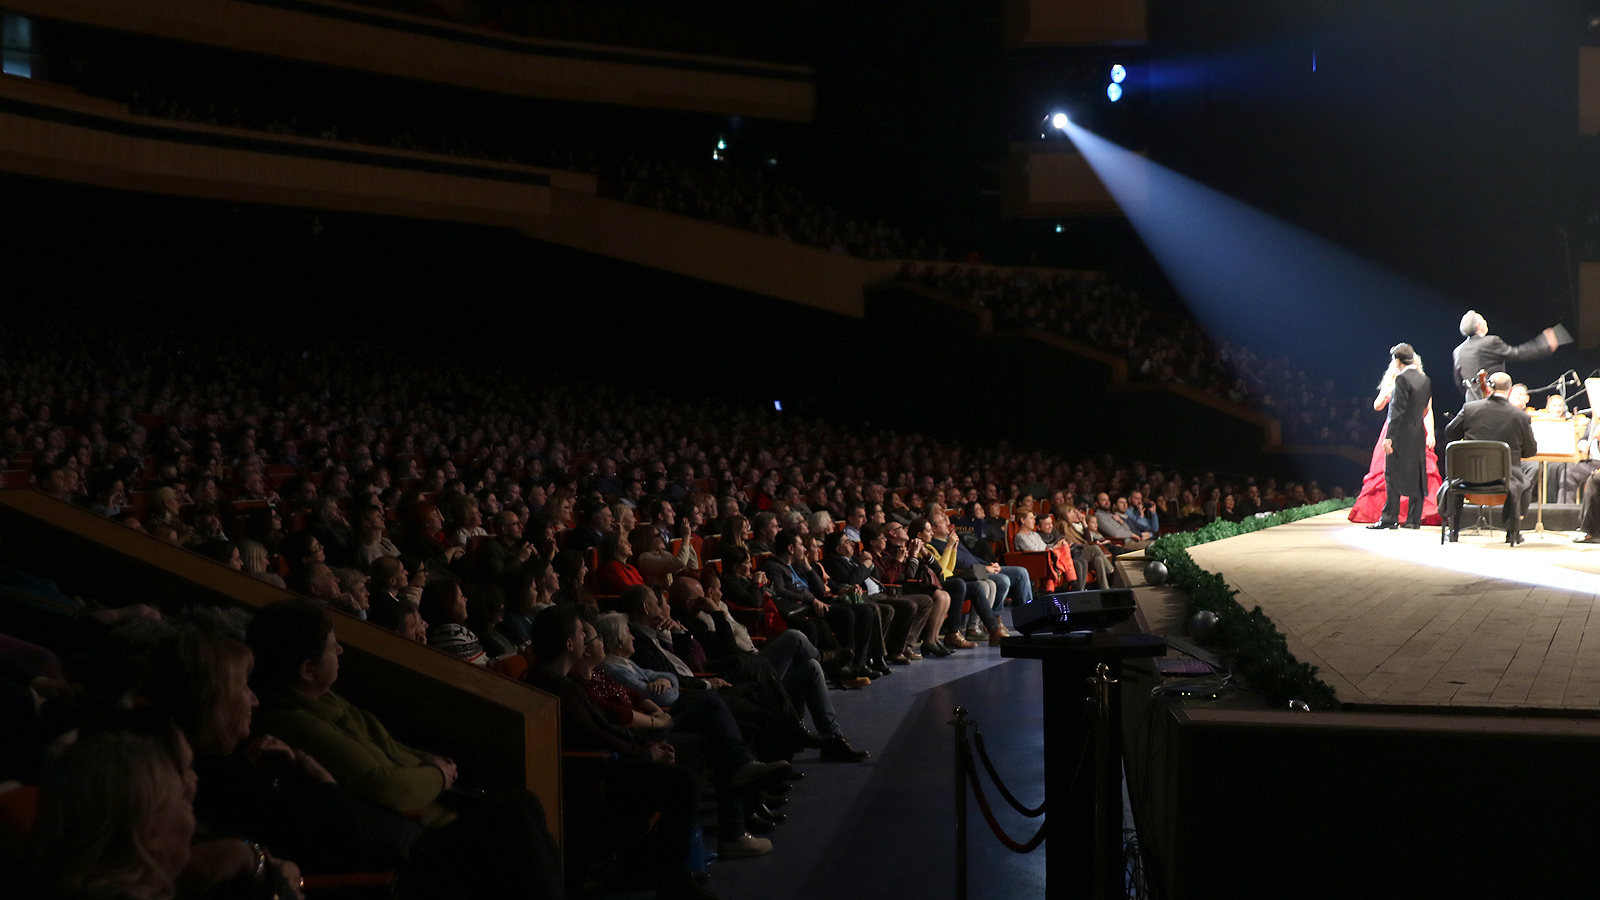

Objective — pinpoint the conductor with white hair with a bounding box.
[1452,310,1562,402]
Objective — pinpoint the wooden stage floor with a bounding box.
[1184,509,1600,712]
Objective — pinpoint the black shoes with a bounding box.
[1400,523,1421,530]
[1508,534,1525,547]
[1366,522,1398,530]
[820,734,870,763]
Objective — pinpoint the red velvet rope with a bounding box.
[961,706,1093,853]
[965,753,1047,853]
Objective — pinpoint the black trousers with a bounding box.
[1580,469,1600,537]
[824,601,880,668]
[1382,449,1425,527]
[1563,459,1600,504]
[1446,465,1530,542]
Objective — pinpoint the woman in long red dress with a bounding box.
[1350,353,1445,525]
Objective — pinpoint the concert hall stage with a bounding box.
[1184,509,1600,712]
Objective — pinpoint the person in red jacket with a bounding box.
[594,530,646,595]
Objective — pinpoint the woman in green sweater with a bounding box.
[244,598,563,899]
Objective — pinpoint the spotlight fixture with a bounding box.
[1106,83,1123,102]
[1049,112,1069,130]
[1110,64,1126,84]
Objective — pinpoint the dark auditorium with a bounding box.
[6,1,1600,899]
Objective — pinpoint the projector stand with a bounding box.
[1001,631,1166,900]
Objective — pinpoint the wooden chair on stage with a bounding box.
[1436,439,1512,543]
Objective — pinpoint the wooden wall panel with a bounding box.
[8,0,814,121]
[1005,0,1146,47]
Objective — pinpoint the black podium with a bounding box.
[1001,631,1166,900]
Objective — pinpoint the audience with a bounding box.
[0,321,1350,900]
[899,262,1376,447]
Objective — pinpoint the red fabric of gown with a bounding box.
[1348,420,1444,525]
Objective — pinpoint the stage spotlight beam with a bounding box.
[1056,118,1455,373]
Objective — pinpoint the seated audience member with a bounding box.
[418,579,488,666]
[476,510,534,586]
[565,499,613,552]
[140,628,420,875]
[717,514,751,559]
[804,510,834,540]
[466,585,517,659]
[27,723,206,900]
[821,530,923,667]
[247,598,462,825]
[522,605,715,900]
[594,531,646,596]
[238,603,565,898]
[1057,504,1116,588]
[926,513,1011,645]
[873,521,955,657]
[400,501,464,576]
[670,576,867,762]
[765,529,878,682]
[307,497,353,567]
[497,559,554,650]
[717,546,772,612]
[278,531,327,587]
[207,539,243,571]
[444,494,487,548]
[395,596,429,644]
[145,486,196,545]
[586,614,787,852]
[746,512,781,555]
[1010,509,1077,592]
[551,550,594,611]
[366,555,420,630]
[350,506,401,569]
[630,525,687,588]
[594,611,683,707]
[1218,493,1246,523]
[1094,493,1153,550]
[331,566,373,619]
[1125,490,1161,536]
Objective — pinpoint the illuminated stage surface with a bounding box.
[1185,509,1600,711]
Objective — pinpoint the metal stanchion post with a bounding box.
[952,706,970,900]
[1090,663,1119,900]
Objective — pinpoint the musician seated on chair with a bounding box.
[1443,372,1539,546]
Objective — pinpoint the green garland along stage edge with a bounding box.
[1144,499,1352,710]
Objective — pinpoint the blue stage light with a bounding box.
[1106,83,1123,102]
[1111,64,1126,84]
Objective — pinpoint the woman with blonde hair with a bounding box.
[238,539,286,589]
[805,510,834,539]
[1349,349,1443,525]
[29,727,197,900]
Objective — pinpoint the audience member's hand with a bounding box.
[986,562,1001,573]
[648,741,676,763]
[423,754,458,788]
[648,677,673,694]
[517,543,535,562]
[274,858,305,900]
[811,598,828,615]
[703,676,731,689]
[754,570,768,586]
[444,546,465,562]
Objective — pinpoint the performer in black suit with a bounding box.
[1444,372,1539,545]
[1368,343,1432,530]
[1452,310,1561,402]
